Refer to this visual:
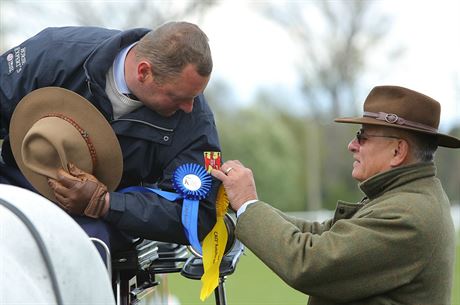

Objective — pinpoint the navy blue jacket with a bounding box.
[0,26,220,244]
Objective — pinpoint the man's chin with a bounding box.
[351,170,364,182]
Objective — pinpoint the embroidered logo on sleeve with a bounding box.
[6,46,27,75]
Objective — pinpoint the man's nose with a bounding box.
[348,138,358,153]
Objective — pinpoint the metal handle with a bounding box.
[90,237,112,279]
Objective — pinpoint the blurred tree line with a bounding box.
[1,0,459,211]
[207,83,460,211]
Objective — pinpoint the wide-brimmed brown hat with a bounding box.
[9,87,123,202]
[334,85,460,148]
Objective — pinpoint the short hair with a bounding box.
[395,129,438,162]
[136,21,213,83]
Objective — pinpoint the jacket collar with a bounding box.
[359,162,436,199]
[83,28,150,83]
[82,28,150,118]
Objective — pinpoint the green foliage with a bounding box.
[208,86,460,211]
[207,84,366,212]
[436,124,460,203]
[319,123,363,208]
[214,98,307,211]
[206,83,370,212]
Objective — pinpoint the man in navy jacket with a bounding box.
[0,22,220,249]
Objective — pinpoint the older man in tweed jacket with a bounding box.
[212,85,460,305]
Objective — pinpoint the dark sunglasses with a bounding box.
[355,130,400,145]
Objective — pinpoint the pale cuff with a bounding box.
[236,199,258,218]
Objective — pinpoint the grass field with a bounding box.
[168,244,460,305]
[168,249,307,305]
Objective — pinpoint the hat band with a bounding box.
[42,113,98,169]
[363,111,438,133]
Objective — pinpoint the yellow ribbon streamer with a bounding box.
[200,184,229,301]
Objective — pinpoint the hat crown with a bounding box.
[364,86,440,130]
[22,116,93,180]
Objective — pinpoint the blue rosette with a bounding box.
[173,163,211,254]
[173,163,211,201]
[119,163,211,255]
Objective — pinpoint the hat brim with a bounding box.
[9,87,123,202]
[334,116,460,148]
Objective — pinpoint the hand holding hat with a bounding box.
[48,163,109,218]
[9,87,123,215]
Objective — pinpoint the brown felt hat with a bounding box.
[334,85,460,148]
[9,87,123,202]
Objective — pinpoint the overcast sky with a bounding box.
[1,0,459,130]
[202,0,460,130]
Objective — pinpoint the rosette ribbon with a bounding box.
[120,163,211,254]
[200,184,229,300]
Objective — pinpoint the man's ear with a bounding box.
[390,139,410,167]
[137,61,152,82]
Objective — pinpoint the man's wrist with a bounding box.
[236,199,258,218]
[84,187,108,219]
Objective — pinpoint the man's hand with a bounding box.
[48,163,109,218]
[210,160,258,212]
